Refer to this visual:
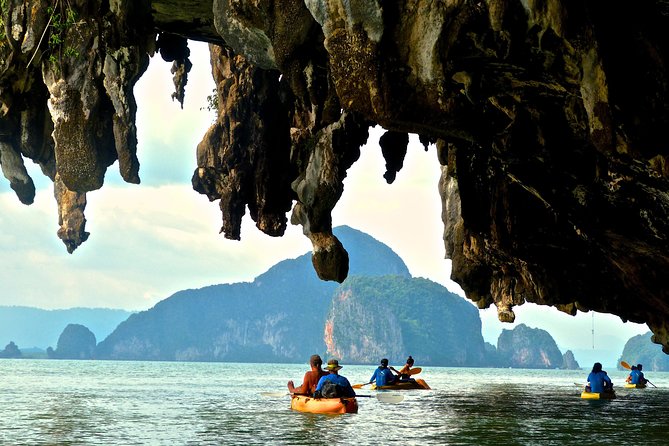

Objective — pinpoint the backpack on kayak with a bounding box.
[319,380,344,398]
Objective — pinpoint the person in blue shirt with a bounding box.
[586,362,613,393]
[369,358,396,387]
[626,365,641,384]
[314,359,356,398]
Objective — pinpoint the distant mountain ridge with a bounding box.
[2,226,581,368]
[93,226,577,368]
[96,226,414,362]
[0,306,133,350]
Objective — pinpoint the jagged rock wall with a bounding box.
[2,2,669,352]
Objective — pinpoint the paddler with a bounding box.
[287,354,328,395]
[370,358,397,387]
[391,355,416,382]
[586,362,613,393]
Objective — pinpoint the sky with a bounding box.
[0,42,651,368]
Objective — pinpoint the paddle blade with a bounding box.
[621,361,632,370]
[260,392,289,398]
[352,384,364,389]
[408,367,422,376]
[376,393,404,403]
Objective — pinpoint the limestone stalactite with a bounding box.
[2,1,669,352]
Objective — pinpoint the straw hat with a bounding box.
[326,359,342,371]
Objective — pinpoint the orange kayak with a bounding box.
[290,395,358,414]
[372,378,431,390]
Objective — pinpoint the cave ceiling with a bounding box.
[2,1,669,352]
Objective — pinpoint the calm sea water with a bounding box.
[1,360,668,445]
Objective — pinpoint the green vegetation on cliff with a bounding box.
[326,275,488,366]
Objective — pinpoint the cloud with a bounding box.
[0,182,312,310]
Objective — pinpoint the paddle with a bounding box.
[261,392,291,398]
[620,361,657,388]
[352,382,372,389]
[260,392,404,403]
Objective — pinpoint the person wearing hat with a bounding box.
[369,358,397,387]
[314,359,356,398]
[287,354,328,395]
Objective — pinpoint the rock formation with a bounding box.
[0,341,22,358]
[561,350,580,370]
[619,332,669,372]
[2,2,669,351]
[497,323,563,369]
[48,323,97,359]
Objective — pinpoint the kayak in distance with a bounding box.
[290,395,358,414]
[580,390,616,400]
[372,378,431,390]
[624,383,647,389]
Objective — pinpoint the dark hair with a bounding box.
[310,354,323,367]
[380,358,389,366]
[407,355,414,366]
[591,362,602,373]
[637,364,643,371]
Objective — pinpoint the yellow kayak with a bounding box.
[290,395,358,414]
[581,390,616,400]
[624,383,646,389]
[372,378,431,390]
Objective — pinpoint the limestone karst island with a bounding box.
[1,2,669,356]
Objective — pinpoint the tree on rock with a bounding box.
[48,324,96,359]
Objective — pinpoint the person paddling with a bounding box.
[391,355,416,382]
[586,362,613,393]
[626,365,641,384]
[370,358,397,387]
[287,354,328,395]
